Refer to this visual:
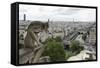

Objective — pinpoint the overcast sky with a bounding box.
[19,4,96,22]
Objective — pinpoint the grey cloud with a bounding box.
[55,8,83,15]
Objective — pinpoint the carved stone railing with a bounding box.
[19,44,46,64]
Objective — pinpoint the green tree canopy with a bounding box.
[70,40,84,53]
[44,38,66,62]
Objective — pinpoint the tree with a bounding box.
[70,40,84,54]
[44,38,66,62]
[82,33,87,41]
[54,36,62,42]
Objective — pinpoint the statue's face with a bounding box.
[28,21,49,34]
[31,26,42,33]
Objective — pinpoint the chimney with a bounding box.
[24,14,26,21]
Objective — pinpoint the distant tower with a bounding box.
[24,14,26,21]
[48,19,49,23]
[47,19,50,27]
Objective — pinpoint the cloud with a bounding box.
[19,4,96,22]
[53,7,82,15]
